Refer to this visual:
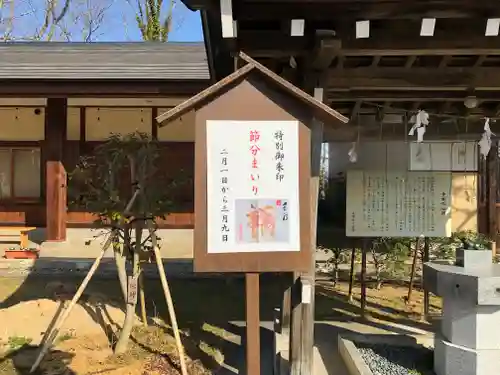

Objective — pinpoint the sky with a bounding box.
[1,0,205,42]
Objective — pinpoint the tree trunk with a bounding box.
[333,265,339,287]
[113,229,128,303]
[114,224,142,354]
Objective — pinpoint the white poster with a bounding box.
[206,120,301,253]
[346,170,452,237]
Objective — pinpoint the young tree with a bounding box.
[321,246,350,287]
[69,132,189,367]
[370,237,411,290]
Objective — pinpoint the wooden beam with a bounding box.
[350,100,362,120]
[236,30,500,58]
[474,55,487,68]
[438,55,452,68]
[311,35,341,70]
[335,55,345,69]
[327,67,500,90]
[405,56,417,68]
[371,55,382,67]
[234,1,500,21]
[323,116,500,142]
[0,80,207,97]
[327,91,500,102]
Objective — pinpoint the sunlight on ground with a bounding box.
[0,275,440,374]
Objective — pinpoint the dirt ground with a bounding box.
[0,275,440,375]
[0,277,227,375]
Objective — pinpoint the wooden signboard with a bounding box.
[196,118,311,273]
[156,52,348,375]
[346,170,453,237]
[157,53,347,273]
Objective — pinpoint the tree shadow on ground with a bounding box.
[0,272,289,374]
[1,270,438,374]
[315,285,434,334]
[0,344,75,375]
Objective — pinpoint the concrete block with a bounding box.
[441,298,500,349]
[455,249,492,269]
[434,335,500,375]
[478,276,500,305]
[424,262,500,305]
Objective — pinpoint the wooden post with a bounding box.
[289,274,302,375]
[423,237,430,319]
[488,140,498,243]
[348,246,356,302]
[245,273,260,375]
[44,98,67,241]
[360,239,368,318]
[407,237,421,304]
[478,148,489,235]
[297,86,324,375]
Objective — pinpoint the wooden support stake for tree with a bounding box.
[348,246,356,303]
[360,239,368,318]
[407,237,421,305]
[245,273,261,375]
[149,223,188,375]
[30,236,113,373]
[139,270,148,327]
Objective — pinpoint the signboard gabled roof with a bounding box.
[156,52,349,127]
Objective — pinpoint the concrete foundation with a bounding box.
[29,228,194,259]
[424,248,500,375]
[434,335,500,375]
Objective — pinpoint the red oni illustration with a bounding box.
[245,205,276,241]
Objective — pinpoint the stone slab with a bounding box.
[441,298,500,349]
[455,249,493,269]
[423,262,500,305]
[338,336,373,375]
[434,335,500,375]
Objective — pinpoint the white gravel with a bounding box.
[356,342,435,375]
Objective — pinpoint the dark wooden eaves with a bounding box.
[157,52,348,127]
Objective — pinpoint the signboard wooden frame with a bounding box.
[194,83,312,273]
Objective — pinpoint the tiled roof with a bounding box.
[0,42,209,80]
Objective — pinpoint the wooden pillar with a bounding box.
[45,98,67,241]
[245,273,260,375]
[487,140,498,244]
[360,239,368,318]
[290,82,324,375]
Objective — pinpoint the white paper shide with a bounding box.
[206,120,301,253]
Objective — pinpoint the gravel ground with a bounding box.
[356,342,435,375]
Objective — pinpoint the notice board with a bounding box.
[346,170,452,237]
